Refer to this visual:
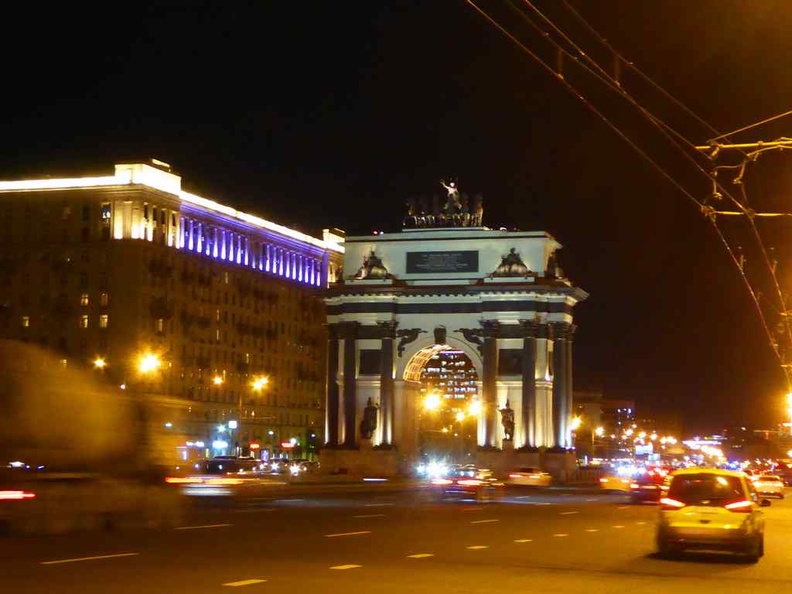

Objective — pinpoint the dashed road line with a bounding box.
[585,528,599,533]
[330,565,362,570]
[552,533,569,537]
[325,531,371,538]
[585,498,597,502]
[466,545,489,550]
[40,553,139,565]
[407,554,434,559]
[223,579,267,587]
[617,506,629,510]
[176,523,233,530]
[353,514,386,518]
[513,539,533,543]
[636,521,647,525]
[470,519,499,524]
[364,503,394,507]
[612,525,625,529]
[559,511,579,515]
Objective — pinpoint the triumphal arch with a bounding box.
[321,188,587,475]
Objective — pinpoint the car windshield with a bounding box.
[667,473,744,505]
[759,475,780,481]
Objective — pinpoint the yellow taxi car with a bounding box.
[656,468,769,562]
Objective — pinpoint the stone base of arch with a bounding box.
[318,443,405,477]
[476,446,577,483]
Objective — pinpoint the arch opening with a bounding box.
[404,345,481,465]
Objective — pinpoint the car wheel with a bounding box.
[743,536,762,563]
[657,539,680,559]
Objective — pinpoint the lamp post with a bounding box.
[787,393,792,437]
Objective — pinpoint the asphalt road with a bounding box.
[1,484,791,593]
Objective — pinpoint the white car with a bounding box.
[753,475,785,499]
[657,468,768,562]
[507,467,552,487]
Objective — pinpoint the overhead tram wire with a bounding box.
[709,110,792,143]
[511,0,792,382]
[465,0,792,386]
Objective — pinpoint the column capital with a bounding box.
[335,320,360,339]
[550,322,575,341]
[481,319,501,338]
[518,319,540,338]
[376,320,399,339]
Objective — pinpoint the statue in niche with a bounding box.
[396,328,426,357]
[433,326,447,345]
[353,250,389,280]
[499,400,515,441]
[492,248,530,277]
[359,397,379,440]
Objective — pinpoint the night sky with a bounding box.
[4,1,792,435]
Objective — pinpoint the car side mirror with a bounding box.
[760,499,772,508]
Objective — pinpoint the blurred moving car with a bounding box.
[753,475,785,499]
[629,472,666,504]
[429,466,504,503]
[506,467,552,487]
[599,474,632,492]
[656,468,769,562]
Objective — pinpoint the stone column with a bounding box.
[338,322,359,448]
[551,323,569,448]
[325,326,340,446]
[520,320,538,448]
[565,324,576,449]
[481,321,500,448]
[379,321,397,446]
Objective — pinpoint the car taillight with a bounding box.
[509,473,522,479]
[599,478,608,483]
[724,499,753,513]
[458,479,483,486]
[165,477,203,484]
[430,478,452,485]
[0,490,36,501]
[659,497,685,510]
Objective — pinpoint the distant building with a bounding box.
[0,160,343,459]
[421,350,478,401]
[601,399,636,436]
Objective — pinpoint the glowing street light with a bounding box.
[594,426,605,437]
[212,375,224,386]
[93,357,107,369]
[570,416,582,431]
[423,391,442,411]
[138,353,161,374]
[252,376,269,392]
[468,400,482,416]
[455,411,466,423]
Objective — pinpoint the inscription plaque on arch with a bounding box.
[406,250,478,274]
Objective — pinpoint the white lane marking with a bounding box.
[636,521,647,525]
[324,531,372,538]
[40,553,139,565]
[353,514,386,518]
[234,508,276,513]
[407,553,434,559]
[364,503,394,507]
[559,511,579,515]
[552,533,569,537]
[274,498,305,503]
[223,579,267,587]
[585,498,597,502]
[585,528,599,533]
[513,539,533,543]
[612,525,625,529]
[176,523,233,530]
[617,506,629,510]
[470,519,499,524]
[330,565,362,570]
[466,545,489,550]
[515,495,532,499]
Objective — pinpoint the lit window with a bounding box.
[80,293,89,306]
[21,316,30,328]
[100,292,109,306]
[101,203,111,220]
[80,315,89,329]
[99,314,109,328]
[156,318,164,332]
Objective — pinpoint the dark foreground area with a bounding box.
[1,483,791,594]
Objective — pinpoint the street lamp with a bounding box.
[138,353,161,374]
[423,391,442,411]
[252,376,269,392]
[212,375,224,386]
[93,357,107,370]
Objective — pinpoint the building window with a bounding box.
[80,293,89,306]
[80,273,88,289]
[80,315,89,329]
[156,318,164,332]
[21,316,30,328]
[100,292,109,306]
[101,203,111,220]
[99,314,109,328]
